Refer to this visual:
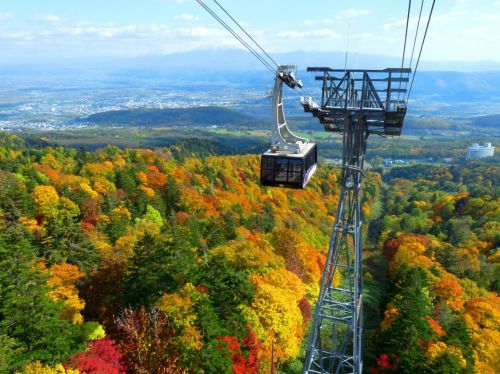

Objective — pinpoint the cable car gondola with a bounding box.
[259,65,317,189]
[260,143,317,188]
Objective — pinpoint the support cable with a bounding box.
[195,0,276,74]
[398,0,412,102]
[196,0,274,72]
[407,0,425,78]
[406,0,436,101]
[211,0,279,69]
[394,0,413,162]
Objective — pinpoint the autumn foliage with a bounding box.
[0,135,497,373]
[369,168,500,374]
[67,338,126,373]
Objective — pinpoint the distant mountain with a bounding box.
[471,114,500,128]
[409,71,500,101]
[2,48,499,73]
[112,51,500,107]
[122,48,500,73]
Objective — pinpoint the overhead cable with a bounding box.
[408,0,425,73]
[406,0,436,100]
[398,0,412,102]
[195,0,275,74]
[211,0,279,69]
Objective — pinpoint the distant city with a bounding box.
[1,65,500,133]
[0,81,266,131]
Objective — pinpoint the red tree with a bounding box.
[67,337,126,374]
[216,327,261,374]
[298,297,312,323]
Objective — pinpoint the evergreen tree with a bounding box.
[164,175,181,214]
[197,254,255,335]
[40,217,98,272]
[0,225,86,370]
[122,232,177,307]
[443,315,474,368]
[375,264,435,373]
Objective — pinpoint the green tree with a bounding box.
[0,334,21,372]
[0,226,85,370]
[164,175,181,214]
[122,231,177,307]
[115,168,137,194]
[246,199,275,233]
[0,171,34,220]
[196,254,255,336]
[374,264,435,373]
[442,315,474,369]
[40,217,98,272]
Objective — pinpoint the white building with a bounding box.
[466,143,495,160]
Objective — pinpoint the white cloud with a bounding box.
[303,18,333,26]
[383,15,438,31]
[383,14,453,32]
[277,29,341,40]
[33,14,60,23]
[336,8,371,20]
[0,31,33,41]
[481,12,500,21]
[453,0,469,11]
[383,17,416,31]
[173,13,200,21]
[177,26,227,38]
[495,1,500,8]
[0,12,14,22]
[383,2,469,32]
[155,0,190,4]
[351,33,397,43]
[0,19,239,55]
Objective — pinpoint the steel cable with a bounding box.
[211,0,279,69]
[408,0,425,79]
[406,0,436,101]
[195,0,276,74]
[398,0,412,102]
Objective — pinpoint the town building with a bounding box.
[466,143,495,160]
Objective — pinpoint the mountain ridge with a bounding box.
[2,48,499,72]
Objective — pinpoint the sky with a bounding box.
[0,0,499,64]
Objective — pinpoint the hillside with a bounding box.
[73,106,499,140]
[0,135,497,373]
[471,114,500,128]
[78,106,261,128]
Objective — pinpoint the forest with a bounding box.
[0,133,498,373]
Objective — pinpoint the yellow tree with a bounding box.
[18,361,80,374]
[157,283,203,351]
[243,268,306,367]
[32,185,60,220]
[46,263,86,324]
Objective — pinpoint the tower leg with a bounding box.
[303,117,367,374]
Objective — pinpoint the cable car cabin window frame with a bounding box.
[260,143,317,189]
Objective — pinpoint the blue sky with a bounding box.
[1,0,499,63]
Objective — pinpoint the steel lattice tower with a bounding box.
[301,67,410,374]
